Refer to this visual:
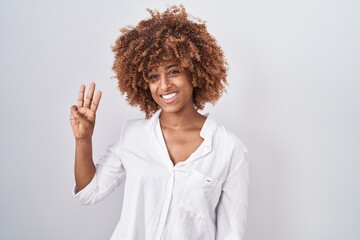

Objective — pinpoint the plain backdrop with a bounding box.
[0,0,359,239]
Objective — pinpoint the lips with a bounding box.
[160,92,178,102]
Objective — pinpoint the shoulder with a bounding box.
[122,118,147,130]
[212,119,248,154]
[121,110,161,131]
[209,117,249,173]
[210,118,249,177]
[105,118,151,151]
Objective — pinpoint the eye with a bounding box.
[168,69,180,76]
[147,74,159,83]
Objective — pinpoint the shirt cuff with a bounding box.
[72,175,98,203]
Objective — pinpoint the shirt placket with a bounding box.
[152,116,213,239]
[157,172,175,239]
[152,120,176,239]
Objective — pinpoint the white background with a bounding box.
[0,0,359,239]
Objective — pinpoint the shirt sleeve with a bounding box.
[216,145,249,240]
[72,124,127,205]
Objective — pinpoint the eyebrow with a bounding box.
[165,64,178,69]
[147,64,179,75]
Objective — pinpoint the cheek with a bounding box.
[148,86,156,97]
[149,87,160,102]
[183,82,194,95]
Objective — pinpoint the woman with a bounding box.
[70,5,249,240]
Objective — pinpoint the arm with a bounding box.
[216,147,249,240]
[73,135,126,205]
[70,83,126,205]
[74,139,95,192]
[70,83,102,192]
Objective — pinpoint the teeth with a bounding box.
[162,92,177,100]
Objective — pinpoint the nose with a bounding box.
[159,74,171,90]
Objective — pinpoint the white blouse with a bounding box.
[73,110,249,240]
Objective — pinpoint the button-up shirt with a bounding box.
[73,110,249,240]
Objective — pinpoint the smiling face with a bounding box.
[146,61,195,115]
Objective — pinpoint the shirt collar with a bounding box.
[145,109,162,132]
[145,109,217,149]
[199,113,217,151]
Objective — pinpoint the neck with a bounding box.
[159,106,204,130]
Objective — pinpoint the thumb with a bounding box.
[70,105,78,120]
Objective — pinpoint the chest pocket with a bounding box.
[178,170,221,221]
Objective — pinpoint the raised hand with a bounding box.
[70,82,102,140]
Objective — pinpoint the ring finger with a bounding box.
[77,85,85,108]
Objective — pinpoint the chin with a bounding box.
[155,97,194,115]
[160,106,181,114]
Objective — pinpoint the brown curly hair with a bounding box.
[112,5,228,118]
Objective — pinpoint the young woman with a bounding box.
[70,5,249,240]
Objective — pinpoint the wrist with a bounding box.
[75,138,92,143]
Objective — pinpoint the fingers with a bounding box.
[70,105,79,121]
[84,82,96,108]
[75,82,101,113]
[70,105,91,123]
[90,91,102,113]
[70,105,78,116]
[77,85,85,108]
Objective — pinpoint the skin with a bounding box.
[70,62,206,191]
[70,82,102,192]
[146,62,206,165]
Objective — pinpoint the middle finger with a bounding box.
[84,82,95,108]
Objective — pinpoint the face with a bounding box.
[146,62,194,115]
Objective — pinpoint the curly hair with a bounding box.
[112,5,228,118]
